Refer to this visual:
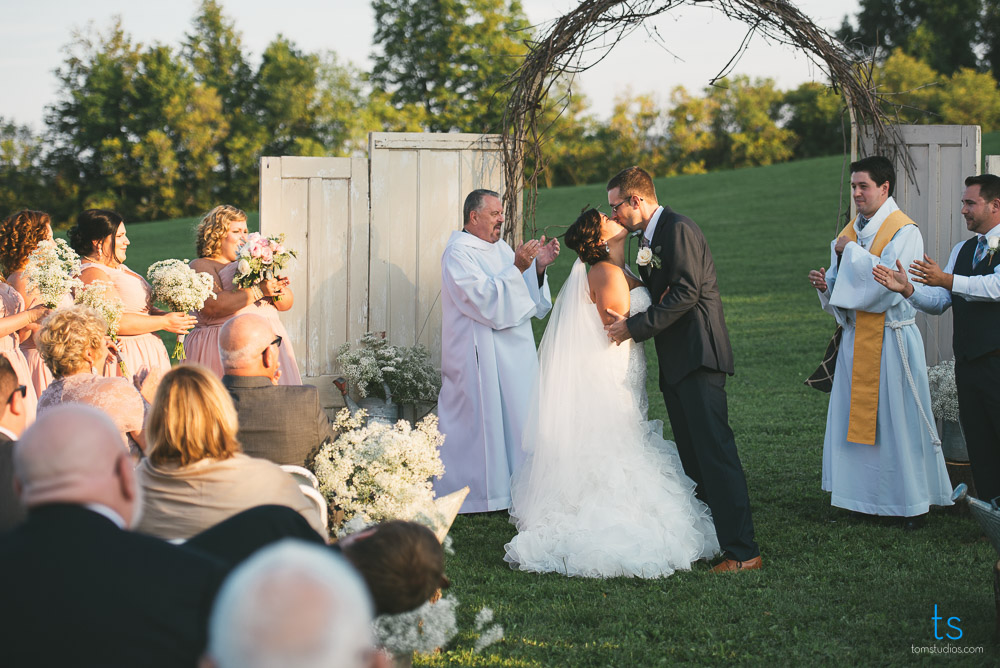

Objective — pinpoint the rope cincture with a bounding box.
[888,317,942,447]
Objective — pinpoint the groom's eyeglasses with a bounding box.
[609,197,632,213]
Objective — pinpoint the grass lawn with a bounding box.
[118,151,995,665]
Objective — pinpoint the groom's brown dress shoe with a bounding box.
[710,555,762,573]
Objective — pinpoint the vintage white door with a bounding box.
[858,125,981,365]
[259,133,503,408]
[259,156,370,409]
[367,132,504,367]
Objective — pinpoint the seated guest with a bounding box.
[202,540,386,668]
[136,365,327,541]
[337,520,449,615]
[37,306,146,453]
[0,356,29,531]
[0,405,225,667]
[219,313,334,466]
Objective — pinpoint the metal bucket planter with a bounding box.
[334,379,401,426]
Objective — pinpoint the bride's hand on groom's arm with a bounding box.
[604,309,631,345]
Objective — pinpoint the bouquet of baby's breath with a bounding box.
[22,239,82,308]
[373,597,504,658]
[927,359,960,422]
[312,409,445,527]
[233,232,297,301]
[336,332,440,403]
[146,259,216,360]
[75,280,128,377]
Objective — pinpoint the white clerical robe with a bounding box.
[435,231,552,513]
[818,197,952,516]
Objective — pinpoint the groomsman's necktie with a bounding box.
[856,215,869,232]
[973,234,990,266]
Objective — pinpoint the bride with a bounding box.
[504,209,719,578]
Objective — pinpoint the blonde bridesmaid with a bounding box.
[184,205,301,384]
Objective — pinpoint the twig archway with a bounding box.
[499,0,899,240]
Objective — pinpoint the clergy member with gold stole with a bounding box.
[808,156,952,528]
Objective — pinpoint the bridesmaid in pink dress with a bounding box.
[0,280,48,424]
[184,205,301,384]
[68,210,196,391]
[0,210,73,398]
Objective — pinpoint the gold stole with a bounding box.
[838,210,916,445]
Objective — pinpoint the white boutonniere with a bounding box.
[988,235,999,257]
[636,247,661,269]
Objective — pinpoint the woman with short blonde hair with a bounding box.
[136,365,325,541]
[36,306,146,451]
[183,206,302,384]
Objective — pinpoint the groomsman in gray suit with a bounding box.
[220,314,334,467]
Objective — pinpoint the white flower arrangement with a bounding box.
[312,409,446,528]
[146,259,216,359]
[233,232,297,301]
[374,594,459,656]
[636,246,661,269]
[22,239,83,308]
[372,598,504,658]
[336,331,441,405]
[927,359,960,423]
[989,235,1000,257]
[75,280,128,377]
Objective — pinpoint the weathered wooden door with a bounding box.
[260,133,503,408]
[368,132,503,367]
[858,125,981,365]
[259,156,369,408]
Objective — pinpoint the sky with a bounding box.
[0,0,860,131]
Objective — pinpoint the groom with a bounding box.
[604,166,760,572]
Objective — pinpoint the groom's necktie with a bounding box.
[974,235,990,266]
[639,235,650,249]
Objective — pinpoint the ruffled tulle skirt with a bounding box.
[505,418,719,579]
[21,345,53,399]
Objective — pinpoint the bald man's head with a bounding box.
[14,405,137,525]
[218,314,279,379]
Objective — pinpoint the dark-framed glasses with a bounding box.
[7,385,26,404]
[609,197,632,213]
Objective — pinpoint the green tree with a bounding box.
[937,68,1000,131]
[533,81,606,188]
[705,76,793,170]
[0,119,46,217]
[370,0,531,133]
[874,49,943,123]
[838,0,985,78]
[783,82,847,159]
[183,0,260,205]
[665,86,719,175]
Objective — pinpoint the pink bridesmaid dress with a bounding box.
[183,261,301,385]
[82,262,171,389]
[0,282,38,422]
[7,269,74,398]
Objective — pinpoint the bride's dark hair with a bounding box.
[564,209,609,265]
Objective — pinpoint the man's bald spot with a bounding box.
[219,313,275,370]
[14,404,125,508]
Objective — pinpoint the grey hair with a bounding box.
[206,540,375,668]
[218,338,261,370]
[463,189,500,226]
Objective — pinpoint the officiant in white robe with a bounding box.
[811,157,952,520]
[436,190,558,513]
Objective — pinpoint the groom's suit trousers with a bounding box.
[661,367,758,561]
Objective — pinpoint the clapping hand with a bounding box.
[808,267,828,292]
[909,254,952,290]
[514,239,542,273]
[535,235,560,273]
[872,260,912,296]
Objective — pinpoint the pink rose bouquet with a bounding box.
[233,233,297,301]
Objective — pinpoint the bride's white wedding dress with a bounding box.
[504,259,719,578]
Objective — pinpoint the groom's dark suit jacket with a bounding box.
[627,206,734,386]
